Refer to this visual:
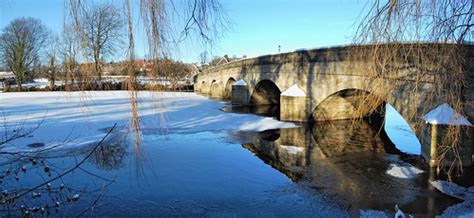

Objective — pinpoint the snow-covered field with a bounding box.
[0,76,187,91]
[0,91,296,153]
[0,78,65,90]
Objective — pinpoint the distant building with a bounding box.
[209,55,243,67]
[136,60,153,72]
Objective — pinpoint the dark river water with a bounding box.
[0,103,472,217]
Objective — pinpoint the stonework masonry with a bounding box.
[195,44,474,167]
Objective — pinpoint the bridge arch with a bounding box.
[311,88,424,154]
[250,79,281,105]
[310,88,385,121]
[210,80,220,98]
[224,77,236,100]
[200,81,206,93]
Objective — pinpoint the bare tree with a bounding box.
[65,0,228,170]
[199,51,208,65]
[79,2,124,82]
[61,24,81,90]
[138,0,228,68]
[0,17,49,91]
[153,58,191,89]
[43,33,60,90]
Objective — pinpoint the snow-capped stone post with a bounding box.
[421,103,473,167]
[231,79,249,105]
[280,84,309,122]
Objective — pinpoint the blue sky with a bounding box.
[0,0,368,63]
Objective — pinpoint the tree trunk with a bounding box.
[49,75,55,91]
[64,70,70,91]
[15,76,23,91]
[94,56,102,90]
[95,60,101,81]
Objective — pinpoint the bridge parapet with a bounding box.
[196,43,474,121]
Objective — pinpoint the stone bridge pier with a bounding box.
[195,44,474,167]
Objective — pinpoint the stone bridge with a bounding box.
[195,44,474,167]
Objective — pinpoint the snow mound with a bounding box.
[440,201,474,218]
[423,103,472,126]
[281,84,306,97]
[360,209,388,218]
[430,180,474,217]
[430,180,474,200]
[280,145,304,154]
[0,71,14,78]
[386,162,423,179]
[460,212,474,218]
[239,117,298,132]
[233,79,247,86]
[33,78,48,83]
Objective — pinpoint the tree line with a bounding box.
[0,2,200,92]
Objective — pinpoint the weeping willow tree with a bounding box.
[351,0,472,178]
[65,0,227,179]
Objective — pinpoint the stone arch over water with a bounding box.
[250,79,281,105]
[310,88,422,155]
[310,88,385,121]
[200,81,206,93]
[224,77,236,100]
[210,80,220,98]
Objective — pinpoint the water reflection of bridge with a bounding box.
[235,119,459,215]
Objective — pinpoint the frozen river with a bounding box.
[0,91,472,216]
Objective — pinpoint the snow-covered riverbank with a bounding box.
[0,91,297,153]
